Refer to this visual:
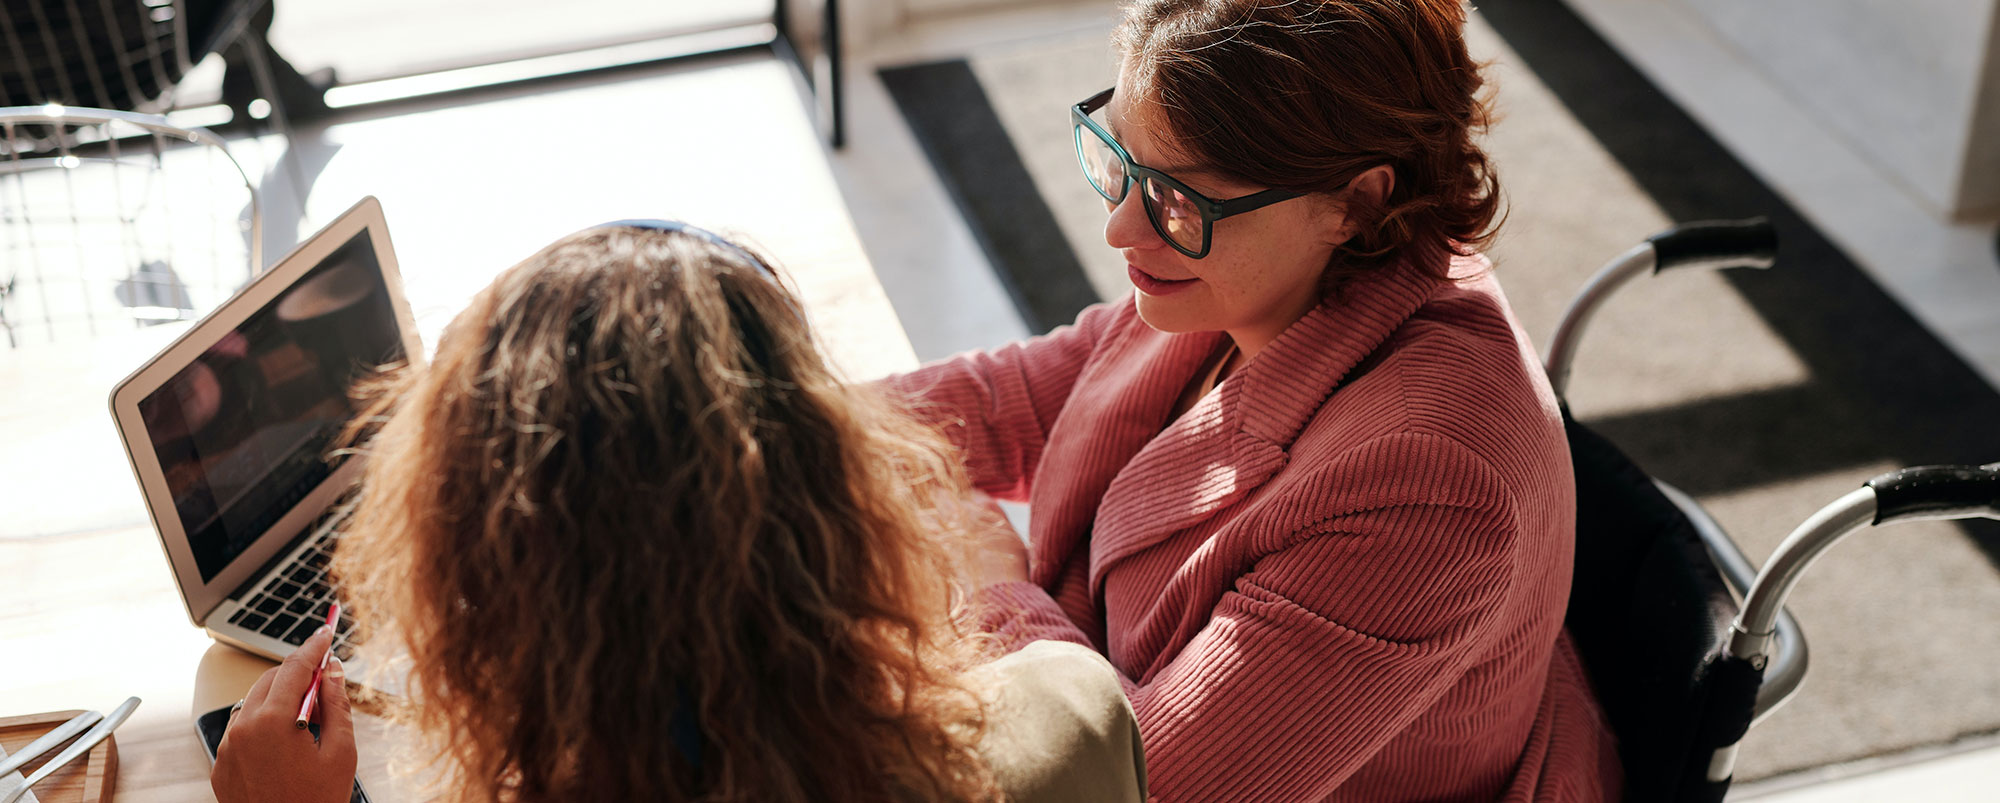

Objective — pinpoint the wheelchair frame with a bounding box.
[1546,218,2000,800]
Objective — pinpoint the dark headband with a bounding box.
[594,218,778,282]
[594,218,805,330]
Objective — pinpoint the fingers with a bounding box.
[225,698,246,734]
[244,665,281,709]
[315,657,359,770]
[267,627,336,709]
[216,699,245,757]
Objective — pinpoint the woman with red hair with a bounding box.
[895,1,1622,799]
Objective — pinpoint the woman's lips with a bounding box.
[1128,264,1198,295]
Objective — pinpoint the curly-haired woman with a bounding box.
[893,1,1621,800]
[208,224,1147,803]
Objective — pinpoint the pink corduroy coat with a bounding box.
[889,255,1623,802]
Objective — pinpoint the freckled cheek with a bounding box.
[1188,260,1257,300]
[1208,253,1311,312]
[1247,222,1330,285]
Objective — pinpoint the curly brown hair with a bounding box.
[1116,0,1502,285]
[332,227,1000,802]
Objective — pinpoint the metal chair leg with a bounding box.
[234,27,311,223]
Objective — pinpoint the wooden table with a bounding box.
[0,524,419,802]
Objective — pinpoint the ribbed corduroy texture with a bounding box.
[891,255,1621,802]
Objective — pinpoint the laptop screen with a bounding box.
[137,230,405,582]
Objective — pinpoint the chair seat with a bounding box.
[1564,413,1750,802]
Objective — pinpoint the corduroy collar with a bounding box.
[1224,260,1443,450]
[1081,258,1447,591]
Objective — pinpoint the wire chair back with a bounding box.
[0,105,259,349]
[0,0,199,113]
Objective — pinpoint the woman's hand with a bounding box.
[964,491,1030,589]
[212,627,357,803]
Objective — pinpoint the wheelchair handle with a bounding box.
[1708,462,2000,781]
[1869,463,2000,524]
[1646,217,1777,272]
[1727,463,2000,658]
[1543,218,1777,398]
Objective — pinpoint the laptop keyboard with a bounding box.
[224,528,357,659]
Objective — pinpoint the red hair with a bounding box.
[1117,0,1502,284]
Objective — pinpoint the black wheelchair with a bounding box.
[1548,219,2000,802]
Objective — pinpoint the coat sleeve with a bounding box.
[882,299,1130,501]
[975,432,1523,801]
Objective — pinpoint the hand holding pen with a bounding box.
[211,620,356,803]
[297,603,341,728]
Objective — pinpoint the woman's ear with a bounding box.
[1325,164,1397,245]
[1348,164,1395,208]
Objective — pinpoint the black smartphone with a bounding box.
[195,704,372,803]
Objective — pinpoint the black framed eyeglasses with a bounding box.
[1071,87,1302,259]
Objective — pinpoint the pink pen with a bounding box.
[295,602,342,729]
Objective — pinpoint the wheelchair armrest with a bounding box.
[1654,479,1808,724]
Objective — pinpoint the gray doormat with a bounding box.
[878,60,1099,332]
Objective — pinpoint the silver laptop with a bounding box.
[109,196,421,663]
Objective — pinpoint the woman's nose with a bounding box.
[1104,190,1164,252]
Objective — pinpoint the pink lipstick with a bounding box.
[1127,264,1198,296]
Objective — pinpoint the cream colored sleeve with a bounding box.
[968,640,1148,803]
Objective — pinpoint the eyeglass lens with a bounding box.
[1077,114,1206,254]
[1141,176,1204,253]
[1078,122,1128,203]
